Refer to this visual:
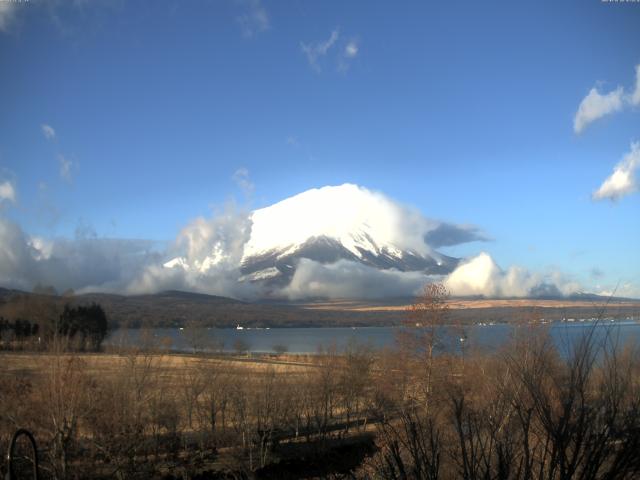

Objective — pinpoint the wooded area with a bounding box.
[1,286,640,479]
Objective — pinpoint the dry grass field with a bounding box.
[0,346,382,479]
[3,323,640,479]
[297,297,640,312]
[0,351,316,389]
[2,286,640,479]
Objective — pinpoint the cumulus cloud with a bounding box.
[129,204,257,298]
[279,253,582,300]
[58,154,73,182]
[42,124,56,140]
[236,0,269,38]
[0,183,499,298]
[0,180,16,204]
[574,64,640,134]
[573,86,624,134]
[0,219,37,290]
[0,199,256,297]
[283,259,428,300]
[593,142,640,201]
[444,252,581,298]
[575,64,640,202]
[0,217,161,293]
[0,184,589,300]
[174,205,251,272]
[597,282,640,300]
[45,237,161,293]
[301,29,339,72]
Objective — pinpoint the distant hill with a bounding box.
[72,290,282,328]
[0,287,638,328]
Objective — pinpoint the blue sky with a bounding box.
[0,0,639,297]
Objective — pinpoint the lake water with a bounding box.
[105,320,640,356]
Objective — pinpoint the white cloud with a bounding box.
[574,63,640,133]
[445,253,502,296]
[174,205,251,272]
[58,154,73,182]
[236,0,269,38]
[632,64,640,106]
[0,2,17,32]
[283,259,427,300]
[444,252,581,298]
[0,224,585,300]
[41,124,56,140]
[597,282,640,300]
[129,203,257,298]
[279,253,583,300]
[593,142,640,201]
[573,86,624,134]
[0,219,36,290]
[301,29,339,72]
[0,217,161,293]
[338,39,360,72]
[344,40,358,58]
[575,65,640,202]
[0,184,593,300]
[0,180,16,204]
[232,167,254,196]
[241,183,483,261]
[0,197,253,296]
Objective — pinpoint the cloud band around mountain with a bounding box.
[0,184,603,299]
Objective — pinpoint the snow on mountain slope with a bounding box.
[164,184,463,283]
[239,184,459,282]
[243,184,432,260]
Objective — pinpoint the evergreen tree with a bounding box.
[59,303,109,351]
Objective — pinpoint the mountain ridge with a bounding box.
[1,287,638,330]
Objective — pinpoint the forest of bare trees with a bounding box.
[1,285,640,479]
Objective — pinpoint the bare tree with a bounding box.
[339,339,374,432]
[179,360,205,431]
[182,320,205,354]
[196,360,232,442]
[272,343,288,356]
[370,408,442,480]
[233,338,250,357]
[37,337,89,479]
[400,282,450,407]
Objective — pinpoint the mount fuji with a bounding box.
[165,184,478,287]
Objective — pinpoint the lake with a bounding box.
[105,319,640,356]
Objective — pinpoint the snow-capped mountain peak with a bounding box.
[243,184,431,260]
[164,184,459,282]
